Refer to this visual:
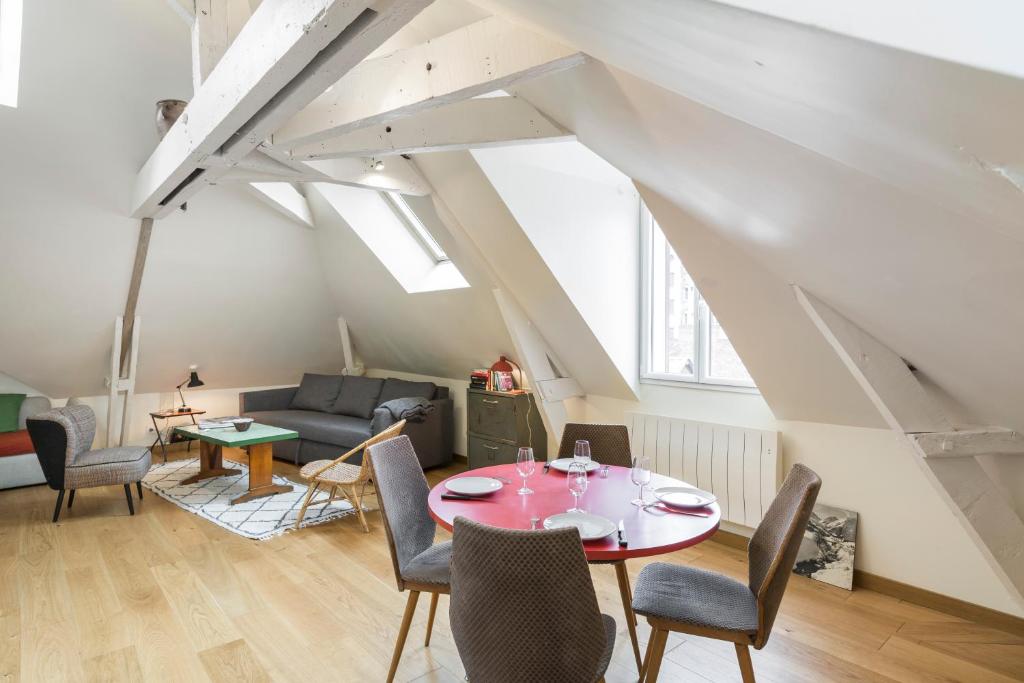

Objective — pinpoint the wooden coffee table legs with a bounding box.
[230,442,293,505]
[180,441,293,505]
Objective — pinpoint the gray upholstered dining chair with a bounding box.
[367,434,451,683]
[449,517,616,683]
[558,422,633,467]
[633,463,821,683]
[26,405,152,523]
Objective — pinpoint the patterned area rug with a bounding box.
[142,458,355,540]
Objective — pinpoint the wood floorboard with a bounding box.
[1,454,1022,682]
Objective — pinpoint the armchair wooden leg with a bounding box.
[645,628,669,683]
[294,482,319,530]
[52,489,65,523]
[136,481,143,500]
[67,489,76,509]
[350,484,370,533]
[123,484,135,516]
[424,591,439,646]
[387,590,420,683]
[735,643,756,683]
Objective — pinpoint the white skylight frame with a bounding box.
[382,191,450,263]
[0,0,23,108]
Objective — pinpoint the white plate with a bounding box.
[445,477,503,496]
[654,486,716,510]
[543,512,617,541]
[549,458,601,473]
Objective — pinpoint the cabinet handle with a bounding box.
[482,399,500,405]
[482,444,499,450]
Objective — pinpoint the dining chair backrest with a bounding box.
[355,420,406,479]
[367,435,437,589]
[747,463,821,647]
[449,517,608,683]
[557,423,632,467]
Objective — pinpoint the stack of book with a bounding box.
[470,370,489,390]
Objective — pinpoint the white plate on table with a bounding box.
[543,512,617,541]
[549,458,601,473]
[653,486,716,510]
[445,477,503,497]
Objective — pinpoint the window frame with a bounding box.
[639,205,757,391]
[382,191,450,264]
[0,0,23,108]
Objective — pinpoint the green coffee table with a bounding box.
[174,423,299,505]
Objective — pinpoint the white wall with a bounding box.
[0,373,43,396]
[583,385,1024,617]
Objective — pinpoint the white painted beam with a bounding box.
[793,285,951,433]
[287,96,573,159]
[242,182,315,228]
[192,0,251,92]
[535,377,583,403]
[912,428,1024,458]
[132,0,431,219]
[306,155,431,195]
[274,16,586,148]
[165,0,195,26]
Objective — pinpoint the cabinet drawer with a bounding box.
[468,434,518,469]
[467,392,518,441]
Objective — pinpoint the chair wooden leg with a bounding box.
[350,484,370,533]
[387,590,420,683]
[67,489,76,509]
[614,561,642,671]
[645,628,669,683]
[639,629,655,683]
[735,643,756,683]
[294,482,319,530]
[52,489,65,523]
[136,481,143,500]
[424,591,439,646]
[123,484,135,516]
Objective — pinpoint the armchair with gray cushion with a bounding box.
[26,405,152,522]
[240,374,454,470]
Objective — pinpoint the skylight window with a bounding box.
[0,0,23,108]
[383,191,450,263]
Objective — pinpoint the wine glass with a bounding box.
[516,447,535,495]
[631,455,652,506]
[567,461,588,512]
[573,440,592,464]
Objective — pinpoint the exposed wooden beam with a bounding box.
[119,218,153,376]
[912,428,1024,458]
[306,155,431,195]
[287,96,573,159]
[132,0,432,219]
[192,0,251,92]
[165,0,195,26]
[273,16,586,148]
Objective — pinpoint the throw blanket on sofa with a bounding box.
[379,397,436,424]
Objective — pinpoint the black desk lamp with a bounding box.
[176,367,204,412]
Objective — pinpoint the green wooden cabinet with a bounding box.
[466,388,547,469]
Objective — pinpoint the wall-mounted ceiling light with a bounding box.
[372,159,385,171]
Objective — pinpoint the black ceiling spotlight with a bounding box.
[176,366,205,412]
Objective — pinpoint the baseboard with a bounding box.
[708,529,1024,637]
[452,453,467,464]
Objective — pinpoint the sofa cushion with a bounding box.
[331,376,384,419]
[0,394,26,433]
[246,410,372,449]
[0,430,34,457]
[290,374,343,412]
[377,379,437,406]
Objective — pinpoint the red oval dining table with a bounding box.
[427,462,721,671]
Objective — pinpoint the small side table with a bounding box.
[150,409,206,462]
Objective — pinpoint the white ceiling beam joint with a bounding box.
[273,16,586,148]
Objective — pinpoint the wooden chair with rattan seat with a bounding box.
[293,420,405,532]
[634,463,821,683]
[558,422,633,467]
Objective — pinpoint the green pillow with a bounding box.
[0,393,26,433]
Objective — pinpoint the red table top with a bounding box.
[428,463,721,562]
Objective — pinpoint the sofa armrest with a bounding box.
[239,387,298,414]
[395,398,454,469]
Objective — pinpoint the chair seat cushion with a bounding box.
[245,410,372,448]
[631,563,758,634]
[66,447,152,489]
[300,459,361,483]
[400,540,452,586]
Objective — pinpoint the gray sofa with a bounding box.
[240,374,454,469]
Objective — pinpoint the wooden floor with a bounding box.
[1,452,1022,683]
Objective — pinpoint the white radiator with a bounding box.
[626,412,781,528]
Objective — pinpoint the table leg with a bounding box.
[230,442,293,505]
[615,560,643,671]
[181,440,241,485]
[150,414,167,462]
[188,413,199,452]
